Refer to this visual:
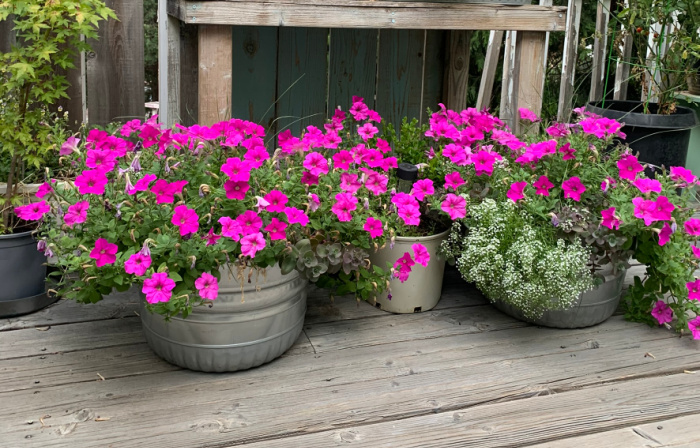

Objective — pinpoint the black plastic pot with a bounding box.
[0,231,55,318]
[586,100,699,173]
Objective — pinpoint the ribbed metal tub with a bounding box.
[492,268,626,328]
[140,266,307,372]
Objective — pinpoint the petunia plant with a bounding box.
[430,104,700,337]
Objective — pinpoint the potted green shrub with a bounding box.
[586,0,699,171]
[435,106,700,337]
[0,1,113,317]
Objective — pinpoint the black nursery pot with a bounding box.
[586,100,699,173]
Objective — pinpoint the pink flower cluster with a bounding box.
[393,243,430,283]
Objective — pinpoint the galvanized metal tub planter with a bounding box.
[492,267,626,328]
[369,229,450,314]
[140,266,307,372]
[0,230,54,318]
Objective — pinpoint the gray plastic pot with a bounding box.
[0,230,54,318]
[140,265,307,372]
[492,268,626,328]
[369,229,450,313]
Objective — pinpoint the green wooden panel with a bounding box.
[328,29,379,114]
[231,26,279,143]
[276,27,329,139]
[376,29,425,132]
[422,30,447,125]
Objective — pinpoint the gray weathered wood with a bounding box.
[557,0,582,121]
[443,30,471,112]
[54,45,86,131]
[589,0,612,102]
[328,29,379,115]
[422,30,447,124]
[158,0,181,127]
[179,23,198,126]
[476,30,504,111]
[499,31,522,133]
[87,0,145,126]
[198,25,233,125]
[614,34,633,101]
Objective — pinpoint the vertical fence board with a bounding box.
[87,0,145,126]
[589,0,612,102]
[0,14,15,53]
[232,26,279,141]
[328,29,379,114]
[198,25,233,126]
[423,30,446,123]
[179,24,198,126]
[443,30,470,113]
[276,27,329,138]
[55,48,85,131]
[476,30,504,111]
[557,0,583,122]
[613,33,633,100]
[159,8,180,128]
[376,29,425,132]
[500,31,519,132]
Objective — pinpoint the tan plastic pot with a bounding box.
[369,229,449,313]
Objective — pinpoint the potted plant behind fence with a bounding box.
[586,0,699,171]
[0,1,113,317]
[434,105,700,336]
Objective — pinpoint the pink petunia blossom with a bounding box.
[90,238,118,267]
[333,150,354,170]
[240,232,266,258]
[284,207,309,226]
[75,169,109,195]
[236,210,263,235]
[376,138,391,153]
[442,144,470,166]
[601,177,617,192]
[124,253,152,276]
[218,216,242,241]
[633,178,662,194]
[265,218,288,240]
[86,149,118,172]
[60,136,80,156]
[367,110,382,123]
[684,218,700,236]
[195,272,219,300]
[670,166,697,185]
[506,181,527,203]
[562,177,586,201]
[518,107,540,122]
[357,122,379,141]
[687,279,700,300]
[533,176,554,196]
[220,157,251,182]
[617,155,644,181]
[364,216,383,238]
[349,101,369,121]
[600,207,621,230]
[14,201,50,221]
[202,228,221,246]
[472,150,496,176]
[340,173,362,194]
[223,180,250,200]
[150,179,188,204]
[651,301,673,325]
[658,223,673,246]
[308,193,321,212]
[689,316,700,340]
[364,171,388,195]
[632,197,658,226]
[331,193,358,222]
[411,179,435,201]
[64,201,89,227]
[692,245,700,259]
[303,152,329,176]
[412,243,430,267]
[301,171,319,186]
[398,204,421,226]
[441,194,467,220]
[128,174,157,195]
[243,146,270,169]
[394,252,415,283]
[35,182,54,199]
[652,196,675,222]
[263,190,289,213]
[171,205,199,236]
[559,143,576,161]
[379,156,398,172]
[142,272,176,304]
[444,172,465,191]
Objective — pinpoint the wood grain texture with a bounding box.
[476,30,504,111]
[443,30,471,112]
[557,0,582,121]
[376,29,425,131]
[54,45,85,131]
[160,10,181,127]
[167,0,567,31]
[276,27,329,139]
[589,0,612,102]
[179,23,199,126]
[499,31,522,133]
[422,30,446,124]
[614,33,633,101]
[328,29,379,114]
[198,25,233,125]
[87,0,145,126]
[516,0,552,123]
[231,26,279,142]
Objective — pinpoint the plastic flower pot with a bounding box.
[0,231,55,318]
[369,229,450,314]
[586,100,699,174]
[140,265,308,372]
[492,267,626,328]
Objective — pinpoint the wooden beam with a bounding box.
[444,30,471,112]
[556,0,582,122]
[476,30,504,111]
[168,0,568,32]
[589,0,611,102]
[197,25,233,126]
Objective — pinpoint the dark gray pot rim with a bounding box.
[586,100,699,130]
[0,229,37,240]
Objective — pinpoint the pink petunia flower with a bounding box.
[202,228,221,246]
[263,190,289,213]
[562,176,586,201]
[243,146,270,169]
[340,173,362,194]
[240,232,266,258]
[357,123,379,141]
[684,218,700,236]
[331,193,358,222]
[303,152,329,176]
[692,245,700,259]
[364,216,383,238]
[412,243,430,267]
[601,177,617,192]
[617,155,643,181]
[600,207,621,230]
[559,143,576,161]
[687,279,700,300]
[128,174,157,195]
[64,201,90,227]
[265,218,288,240]
[218,216,242,241]
[652,196,674,222]
[658,223,673,246]
[75,169,109,195]
[60,136,80,156]
[284,207,309,226]
[506,181,527,203]
[220,157,251,182]
[308,193,321,212]
[195,272,219,300]
[349,101,369,121]
[332,151,354,171]
[633,178,662,194]
[518,107,540,122]
[14,201,50,221]
[442,144,470,166]
[90,238,118,267]
[689,316,700,340]
[86,149,118,172]
[142,272,176,304]
[441,194,467,220]
[472,151,496,176]
[236,210,263,235]
[670,166,697,185]
[394,252,415,283]
[223,180,250,200]
[301,171,319,185]
[124,253,152,276]
[533,176,554,196]
[364,171,388,195]
[444,172,465,191]
[171,205,199,236]
[651,301,673,325]
[35,182,54,199]
[632,197,657,226]
[398,204,421,226]
[150,179,188,204]
[411,179,435,201]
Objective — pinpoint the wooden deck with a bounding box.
[1,267,700,447]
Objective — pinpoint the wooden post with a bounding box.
[198,25,233,126]
[476,30,504,111]
[179,24,199,126]
[500,31,521,133]
[444,30,472,112]
[589,0,611,102]
[55,47,86,131]
[158,0,181,127]
[613,33,633,100]
[87,0,145,126]
[557,0,583,122]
